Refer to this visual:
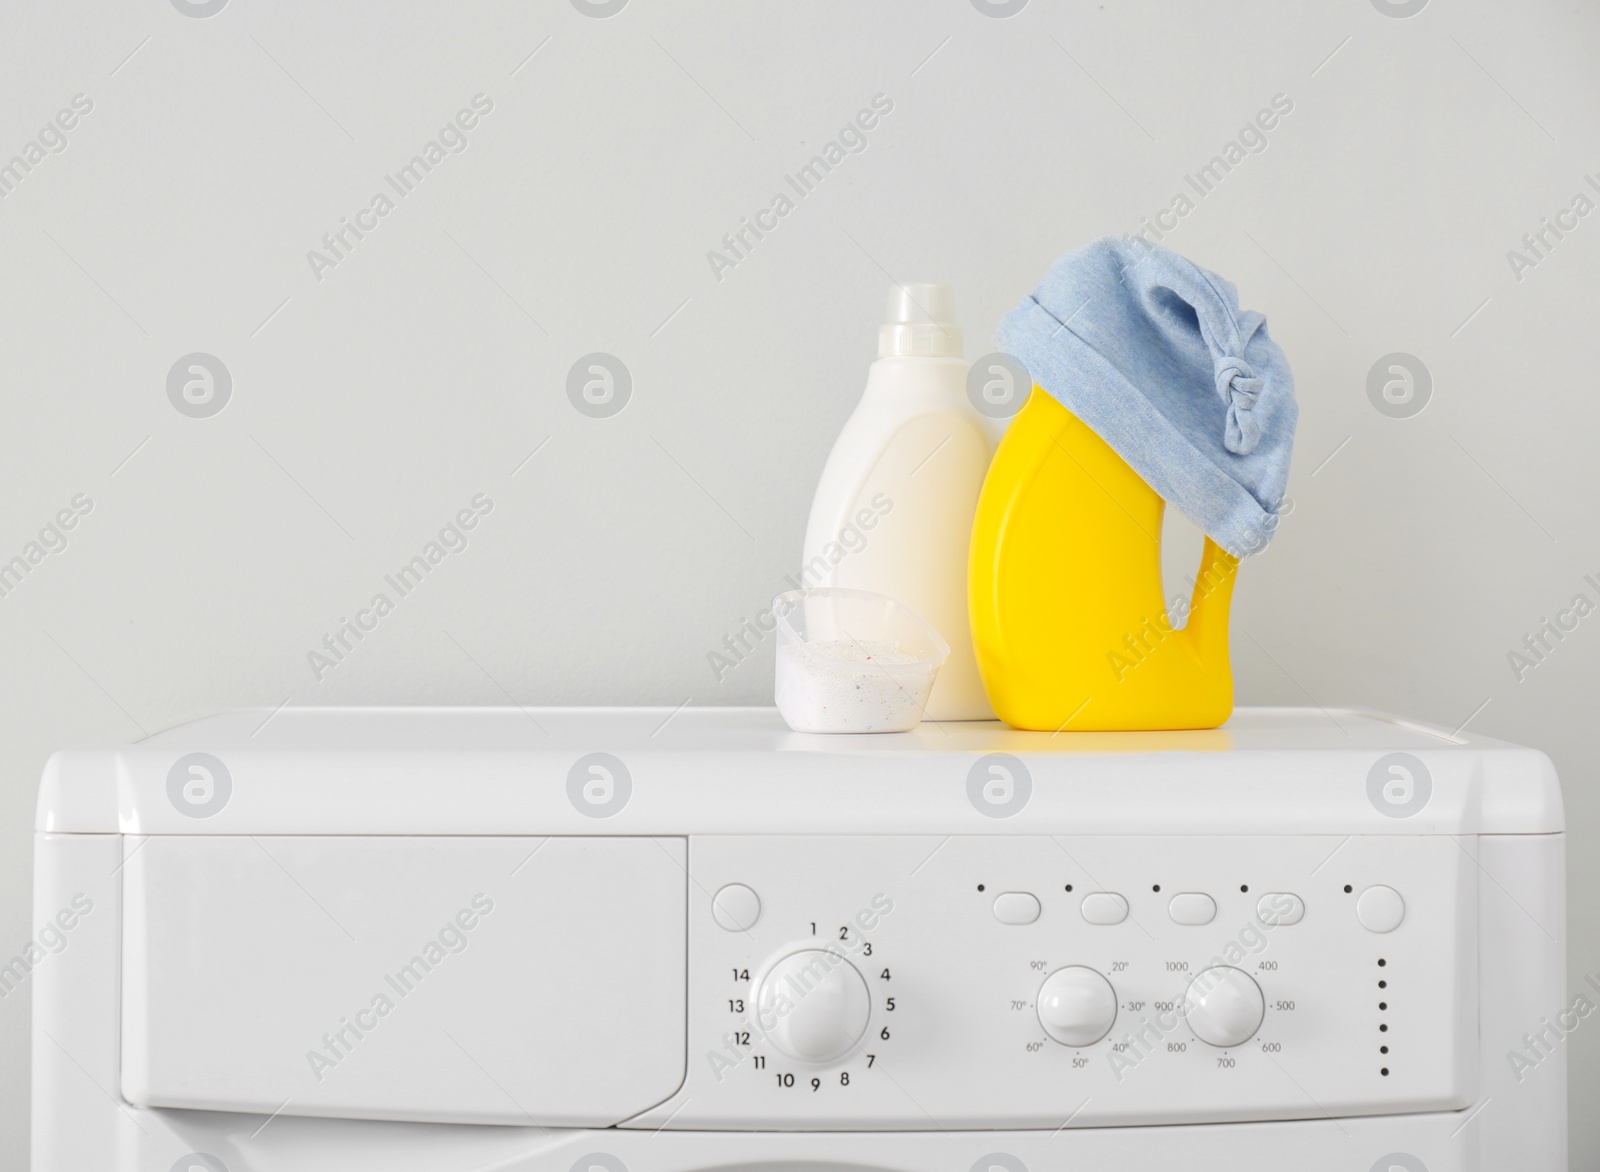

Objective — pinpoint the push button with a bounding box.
[1168,892,1216,925]
[1357,885,1405,933]
[1080,892,1128,925]
[993,892,1041,925]
[711,883,761,931]
[1256,892,1305,926]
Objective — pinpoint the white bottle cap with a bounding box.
[878,283,962,358]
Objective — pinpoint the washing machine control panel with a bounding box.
[628,834,1475,1131]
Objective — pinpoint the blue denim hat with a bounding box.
[996,235,1298,556]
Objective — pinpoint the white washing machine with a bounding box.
[31,707,1567,1171]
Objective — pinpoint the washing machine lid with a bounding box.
[35,706,1564,835]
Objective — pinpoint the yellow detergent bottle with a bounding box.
[969,387,1239,732]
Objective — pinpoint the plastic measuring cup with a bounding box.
[772,587,951,733]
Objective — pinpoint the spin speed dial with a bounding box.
[1182,966,1265,1048]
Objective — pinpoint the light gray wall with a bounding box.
[1,0,1595,1166]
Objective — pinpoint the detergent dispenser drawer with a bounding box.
[120,835,687,1126]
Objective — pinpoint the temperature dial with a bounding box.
[1182,966,1265,1047]
[755,949,871,1063]
[1036,966,1118,1046]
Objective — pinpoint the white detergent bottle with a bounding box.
[799,283,995,721]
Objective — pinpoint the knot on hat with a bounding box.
[1214,355,1263,455]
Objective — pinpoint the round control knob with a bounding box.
[1182,966,1265,1047]
[754,949,871,1063]
[1036,966,1118,1047]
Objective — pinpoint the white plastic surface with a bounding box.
[1183,967,1267,1048]
[1081,892,1130,924]
[772,587,948,733]
[1169,892,1218,925]
[653,832,1477,1129]
[1358,884,1407,933]
[800,313,994,721]
[879,282,963,358]
[711,883,761,932]
[1037,966,1118,1046]
[120,835,688,1125]
[1257,892,1305,925]
[27,707,1568,1171]
[35,707,1564,837]
[992,892,1041,925]
[753,948,871,1063]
